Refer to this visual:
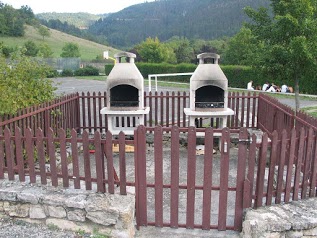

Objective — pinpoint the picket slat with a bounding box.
[293,128,305,201]
[15,127,25,182]
[119,131,127,195]
[218,128,230,230]
[202,128,213,230]
[170,126,180,228]
[284,128,296,202]
[154,126,163,227]
[276,130,287,204]
[302,128,314,199]
[186,127,196,229]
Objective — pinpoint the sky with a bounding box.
[1,0,155,14]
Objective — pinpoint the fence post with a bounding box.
[135,125,147,227]
[234,128,248,231]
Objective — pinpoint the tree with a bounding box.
[23,40,39,57]
[223,27,259,65]
[244,0,317,111]
[38,43,53,58]
[60,42,81,58]
[0,52,55,115]
[38,25,50,40]
[136,37,173,63]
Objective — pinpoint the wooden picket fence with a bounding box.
[1,125,317,231]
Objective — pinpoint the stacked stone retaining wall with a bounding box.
[242,198,317,238]
[0,179,135,238]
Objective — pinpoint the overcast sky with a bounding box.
[1,0,155,14]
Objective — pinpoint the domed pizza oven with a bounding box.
[184,53,234,130]
[100,52,149,135]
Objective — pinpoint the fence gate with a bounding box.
[134,125,253,231]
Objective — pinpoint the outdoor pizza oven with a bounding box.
[184,53,234,131]
[190,53,228,111]
[105,52,144,110]
[100,52,149,135]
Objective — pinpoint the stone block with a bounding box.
[85,194,110,212]
[42,192,67,206]
[4,203,29,217]
[67,209,86,222]
[303,227,317,236]
[0,201,4,212]
[65,194,87,209]
[0,188,18,201]
[286,230,303,238]
[46,205,66,218]
[17,187,42,204]
[29,205,46,219]
[86,210,118,226]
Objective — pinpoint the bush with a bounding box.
[0,53,55,115]
[61,69,74,77]
[46,69,59,78]
[74,65,99,76]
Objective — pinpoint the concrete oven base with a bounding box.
[100,107,150,135]
[184,108,234,136]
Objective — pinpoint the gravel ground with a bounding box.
[0,215,92,238]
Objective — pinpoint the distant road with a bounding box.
[53,77,317,109]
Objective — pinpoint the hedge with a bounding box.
[105,63,317,94]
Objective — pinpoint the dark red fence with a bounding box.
[0,91,259,134]
[0,93,80,136]
[257,93,317,136]
[0,126,133,195]
[78,91,258,132]
[134,126,317,231]
[0,125,317,231]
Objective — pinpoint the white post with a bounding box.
[155,76,158,92]
[148,75,151,92]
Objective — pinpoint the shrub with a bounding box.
[0,53,55,115]
[61,69,74,77]
[46,69,59,78]
[74,65,99,76]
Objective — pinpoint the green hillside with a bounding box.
[89,0,271,48]
[0,25,119,61]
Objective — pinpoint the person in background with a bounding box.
[247,80,254,90]
[266,83,276,92]
[262,81,269,91]
[281,83,289,93]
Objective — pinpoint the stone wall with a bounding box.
[0,179,135,238]
[241,198,317,238]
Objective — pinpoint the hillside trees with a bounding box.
[0,51,55,115]
[244,0,317,110]
[0,2,37,36]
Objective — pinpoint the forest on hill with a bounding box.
[88,0,271,48]
[36,12,108,29]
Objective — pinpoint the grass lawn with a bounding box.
[301,106,317,118]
